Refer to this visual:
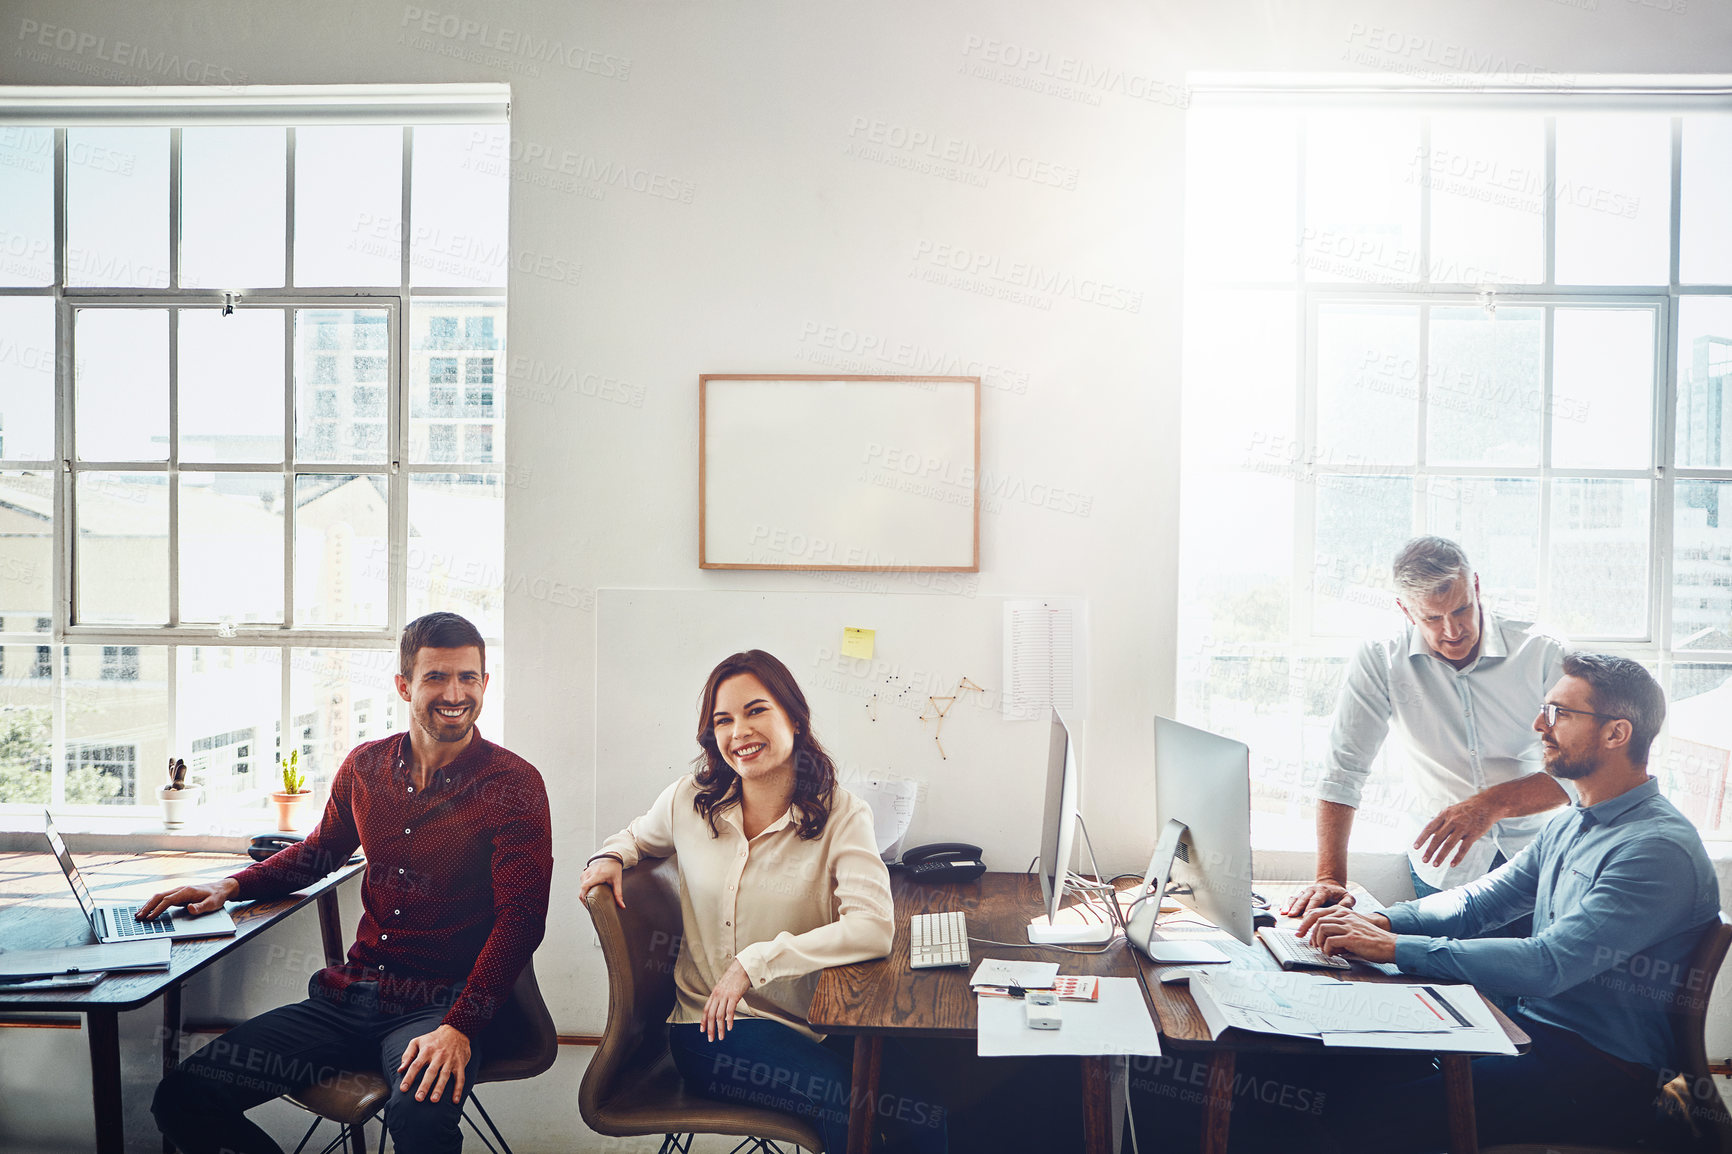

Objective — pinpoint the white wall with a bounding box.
[4,1,1731,1149]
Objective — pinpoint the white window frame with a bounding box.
[0,86,510,815]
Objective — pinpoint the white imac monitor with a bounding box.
[1124,716,1255,961]
[1030,708,1113,946]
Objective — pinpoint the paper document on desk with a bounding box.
[1188,970,1332,1039]
[1321,984,1517,1054]
[856,775,920,857]
[0,938,171,979]
[970,959,1059,990]
[977,976,1160,1057]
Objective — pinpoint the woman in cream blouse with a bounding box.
[578,650,947,1153]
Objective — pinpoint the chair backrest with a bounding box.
[578,855,684,1125]
[477,956,559,1084]
[1664,913,1732,1153]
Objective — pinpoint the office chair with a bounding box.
[1485,912,1732,1154]
[580,854,826,1153]
[283,958,559,1154]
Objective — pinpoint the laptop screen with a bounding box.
[43,812,100,929]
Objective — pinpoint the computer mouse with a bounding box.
[1158,968,1202,985]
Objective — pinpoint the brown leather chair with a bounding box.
[283,958,559,1154]
[1485,913,1732,1154]
[580,854,826,1153]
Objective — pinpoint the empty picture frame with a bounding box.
[699,374,980,571]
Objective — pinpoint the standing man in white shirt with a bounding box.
[1284,537,1571,919]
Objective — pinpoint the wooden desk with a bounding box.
[0,848,363,1154]
[810,872,1141,1154]
[1142,881,1531,1154]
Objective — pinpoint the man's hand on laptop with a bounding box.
[1279,879,1356,918]
[138,878,238,920]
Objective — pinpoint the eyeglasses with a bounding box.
[1536,703,1623,728]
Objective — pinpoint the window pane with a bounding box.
[1551,308,1654,470]
[1316,303,1417,466]
[179,646,279,814]
[1662,665,1732,833]
[411,125,508,288]
[1186,109,1298,283]
[1677,297,1732,469]
[75,473,167,624]
[1681,116,1732,285]
[294,126,402,287]
[181,127,286,288]
[0,683,52,805]
[66,127,169,288]
[0,472,53,624]
[1427,306,1543,467]
[1547,478,1650,638]
[1554,115,1669,286]
[407,473,503,638]
[1313,475,1415,636]
[295,309,390,463]
[75,309,168,461]
[410,300,504,464]
[1303,113,1421,285]
[179,309,285,463]
[0,127,54,286]
[289,649,399,790]
[1426,114,1544,285]
[66,644,169,807]
[179,473,284,624]
[1183,291,1296,471]
[0,297,55,460]
[1424,477,1541,622]
[294,475,388,628]
[1675,481,1732,650]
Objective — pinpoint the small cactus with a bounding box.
[281,750,306,794]
[167,758,188,790]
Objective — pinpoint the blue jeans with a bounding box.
[153,978,480,1154]
[669,1019,948,1153]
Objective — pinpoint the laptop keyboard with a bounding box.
[110,906,174,937]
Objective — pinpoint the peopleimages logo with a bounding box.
[910,240,1143,314]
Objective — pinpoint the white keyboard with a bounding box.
[1258,926,1351,970]
[909,911,970,970]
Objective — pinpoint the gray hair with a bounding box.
[1560,653,1667,766]
[1392,537,1473,602]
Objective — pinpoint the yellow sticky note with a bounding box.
[842,627,875,660]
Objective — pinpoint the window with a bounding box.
[0,90,510,816]
[1179,93,1732,840]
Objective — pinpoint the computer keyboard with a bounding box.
[111,906,174,937]
[1257,926,1351,970]
[908,911,970,970]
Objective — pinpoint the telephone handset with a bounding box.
[897,842,986,884]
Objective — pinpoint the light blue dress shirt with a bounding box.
[1385,777,1721,1072]
[1317,611,1570,889]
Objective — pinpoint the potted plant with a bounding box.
[157,758,201,829]
[270,750,314,832]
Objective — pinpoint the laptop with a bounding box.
[43,812,238,943]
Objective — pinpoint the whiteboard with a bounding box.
[699,375,979,571]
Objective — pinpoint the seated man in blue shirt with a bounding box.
[1299,652,1720,1151]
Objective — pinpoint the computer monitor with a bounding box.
[1124,716,1255,960]
[1029,708,1114,946]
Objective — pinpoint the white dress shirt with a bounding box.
[597,775,894,1040]
[1315,611,1570,889]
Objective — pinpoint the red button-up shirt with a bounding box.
[229,729,553,1038]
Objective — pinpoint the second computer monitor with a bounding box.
[1145,715,1255,947]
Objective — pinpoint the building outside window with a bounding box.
[0,88,510,816]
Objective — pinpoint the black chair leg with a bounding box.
[461,1089,515,1154]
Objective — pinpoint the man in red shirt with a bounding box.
[146,613,553,1154]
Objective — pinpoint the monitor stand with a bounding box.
[1124,817,1230,964]
[1027,819,1116,946]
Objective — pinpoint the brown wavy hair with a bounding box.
[692,650,836,840]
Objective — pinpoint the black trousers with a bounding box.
[152,978,481,1154]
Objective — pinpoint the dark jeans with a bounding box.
[152,978,480,1154]
[1127,1013,1673,1154]
[669,1019,948,1154]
